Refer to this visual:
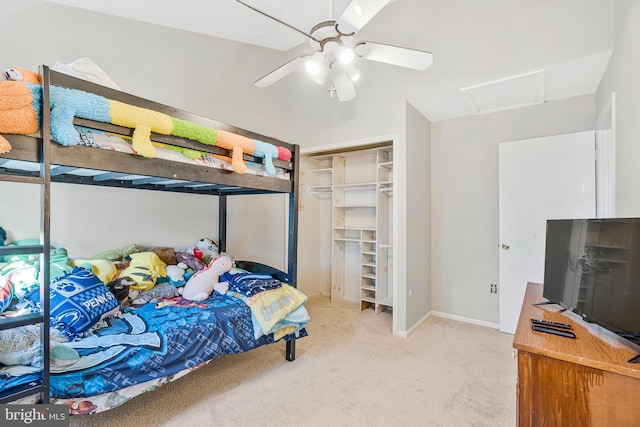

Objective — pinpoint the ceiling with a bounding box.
[43,0,354,51]
[42,0,613,122]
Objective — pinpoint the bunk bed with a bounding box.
[0,66,304,414]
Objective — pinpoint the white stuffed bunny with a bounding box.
[182,255,232,301]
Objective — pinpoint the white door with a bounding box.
[498,131,596,334]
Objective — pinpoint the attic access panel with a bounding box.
[460,69,545,115]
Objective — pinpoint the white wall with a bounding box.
[596,0,640,217]
[430,94,597,325]
[404,103,431,331]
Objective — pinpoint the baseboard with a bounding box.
[394,312,433,338]
[430,311,500,330]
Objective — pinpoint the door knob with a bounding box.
[501,243,510,250]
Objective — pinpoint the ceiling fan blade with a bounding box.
[355,41,434,70]
[336,0,393,35]
[236,0,321,43]
[331,70,357,102]
[255,55,310,87]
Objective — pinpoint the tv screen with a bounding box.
[543,218,640,339]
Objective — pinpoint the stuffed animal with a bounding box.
[2,67,40,84]
[108,100,173,158]
[106,276,135,305]
[186,238,219,264]
[0,79,40,154]
[165,264,187,287]
[175,251,205,271]
[215,130,256,174]
[118,252,167,291]
[277,145,292,162]
[132,282,182,304]
[252,139,279,176]
[182,255,232,301]
[91,243,140,261]
[150,246,177,266]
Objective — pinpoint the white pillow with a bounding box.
[52,57,121,90]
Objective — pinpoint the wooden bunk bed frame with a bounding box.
[0,65,301,405]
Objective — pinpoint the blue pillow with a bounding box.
[50,267,118,340]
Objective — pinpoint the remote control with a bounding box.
[531,324,576,339]
[531,318,572,330]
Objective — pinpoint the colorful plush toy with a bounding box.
[171,117,218,146]
[49,85,111,146]
[277,145,292,161]
[215,130,255,174]
[252,139,279,176]
[182,255,232,301]
[108,100,173,158]
[118,252,167,291]
[0,80,40,154]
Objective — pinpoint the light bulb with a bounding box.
[305,52,325,76]
[305,60,320,76]
[339,47,354,64]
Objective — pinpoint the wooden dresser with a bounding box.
[513,282,640,426]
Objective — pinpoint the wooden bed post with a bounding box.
[285,145,300,362]
[218,195,227,253]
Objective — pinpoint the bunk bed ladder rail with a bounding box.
[0,66,52,404]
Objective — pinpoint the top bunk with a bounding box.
[0,65,298,196]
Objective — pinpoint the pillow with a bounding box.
[50,267,119,340]
[70,258,117,284]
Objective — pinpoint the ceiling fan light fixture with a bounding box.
[305,52,325,76]
[331,69,357,102]
[339,62,361,81]
[338,46,355,64]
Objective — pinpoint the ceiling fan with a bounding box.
[236,0,434,102]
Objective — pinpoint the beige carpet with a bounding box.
[70,296,517,427]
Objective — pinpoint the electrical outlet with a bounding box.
[490,284,498,294]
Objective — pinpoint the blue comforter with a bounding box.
[51,294,275,398]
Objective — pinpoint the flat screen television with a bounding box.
[543,218,640,357]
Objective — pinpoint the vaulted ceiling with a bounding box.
[42,0,614,122]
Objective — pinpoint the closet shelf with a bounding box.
[333,204,377,209]
[378,161,393,170]
[361,274,376,280]
[379,244,393,249]
[307,168,333,175]
[307,185,332,197]
[334,182,377,190]
[334,226,376,231]
[378,297,393,307]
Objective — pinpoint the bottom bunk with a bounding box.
[0,237,308,414]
